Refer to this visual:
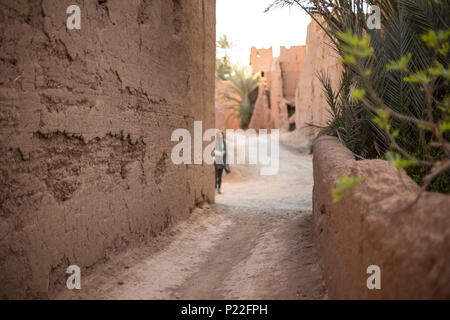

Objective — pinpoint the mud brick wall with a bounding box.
[248,45,305,131]
[249,47,273,84]
[295,19,341,135]
[278,45,305,100]
[312,136,450,299]
[268,58,287,130]
[0,0,215,298]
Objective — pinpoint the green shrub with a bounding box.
[270,0,450,194]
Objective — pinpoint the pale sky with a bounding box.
[216,0,311,67]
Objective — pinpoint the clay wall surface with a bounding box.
[279,46,305,100]
[248,80,270,130]
[313,136,450,299]
[295,19,341,135]
[268,59,289,131]
[0,0,215,298]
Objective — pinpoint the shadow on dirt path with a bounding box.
[56,142,327,300]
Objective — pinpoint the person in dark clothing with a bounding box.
[214,130,229,194]
[215,163,224,193]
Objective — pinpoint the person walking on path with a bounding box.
[214,130,230,194]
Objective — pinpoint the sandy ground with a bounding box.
[55,141,327,300]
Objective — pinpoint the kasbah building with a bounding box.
[216,17,341,140]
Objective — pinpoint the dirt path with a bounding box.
[56,143,327,300]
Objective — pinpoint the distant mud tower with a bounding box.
[250,47,273,83]
[249,46,305,131]
[249,47,273,130]
[0,0,215,298]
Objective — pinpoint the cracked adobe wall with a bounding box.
[0,0,215,298]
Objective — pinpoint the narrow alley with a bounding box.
[56,141,326,299]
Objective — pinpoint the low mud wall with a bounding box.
[0,0,215,298]
[312,136,450,299]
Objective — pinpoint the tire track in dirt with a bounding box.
[55,143,327,300]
